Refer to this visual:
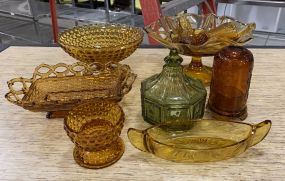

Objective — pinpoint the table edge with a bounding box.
[1,44,285,53]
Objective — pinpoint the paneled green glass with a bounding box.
[141,49,207,125]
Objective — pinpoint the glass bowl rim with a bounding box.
[145,119,269,151]
[144,13,256,47]
[58,23,144,51]
[64,101,125,134]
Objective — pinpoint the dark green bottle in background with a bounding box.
[141,49,207,125]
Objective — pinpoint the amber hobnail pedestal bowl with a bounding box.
[58,23,144,65]
[64,101,125,169]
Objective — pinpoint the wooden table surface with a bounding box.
[0,47,284,181]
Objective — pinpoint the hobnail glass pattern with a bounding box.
[64,101,125,169]
[58,23,144,64]
[65,101,125,134]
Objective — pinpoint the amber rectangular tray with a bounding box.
[5,62,136,118]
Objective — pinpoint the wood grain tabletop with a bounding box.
[0,47,284,181]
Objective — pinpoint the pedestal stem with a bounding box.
[189,56,203,68]
[183,56,212,86]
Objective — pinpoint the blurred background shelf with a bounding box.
[218,0,285,7]
[0,0,285,47]
[57,8,131,23]
[0,0,71,19]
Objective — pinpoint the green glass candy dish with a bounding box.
[128,119,271,162]
[145,13,255,85]
[141,49,207,125]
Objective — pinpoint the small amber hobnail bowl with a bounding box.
[58,23,144,64]
[64,101,125,169]
[74,119,118,151]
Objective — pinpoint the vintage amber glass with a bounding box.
[5,62,136,118]
[64,101,125,169]
[145,13,255,85]
[128,119,271,162]
[58,23,144,65]
[141,49,207,125]
[208,46,254,120]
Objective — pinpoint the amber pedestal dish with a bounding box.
[145,13,255,85]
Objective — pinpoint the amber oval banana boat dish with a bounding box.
[128,119,271,162]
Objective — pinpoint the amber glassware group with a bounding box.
[5,23,144,168]
[4,16,271,168]
[132,44,270,163]
[6,23,143,119]
[129,14,270,163]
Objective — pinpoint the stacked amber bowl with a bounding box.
[64,101,125,169]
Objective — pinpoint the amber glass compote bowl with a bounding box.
[145,13,256,85]
[58,23,144,68]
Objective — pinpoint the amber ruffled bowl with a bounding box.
[58,23,144,64]
[145,13,256,85]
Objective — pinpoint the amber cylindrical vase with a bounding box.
[208,46,254,120]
